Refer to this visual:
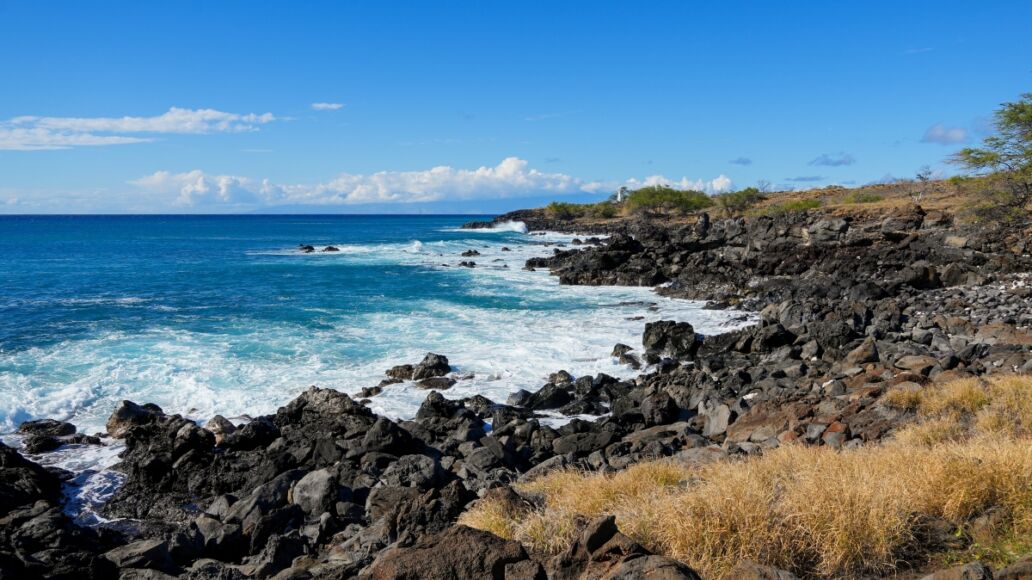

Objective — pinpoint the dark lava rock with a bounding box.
[18,419,76,438]
[643,320,700,360]
[411,353,451,380]
[360,524,533,579]
[106,400,164,438]
[386,364,415,380]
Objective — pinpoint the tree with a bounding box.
[713,187,764,217]
[910,165,933,202]
[624,186,712,217]
[952,92,1032,214]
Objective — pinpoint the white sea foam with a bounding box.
[0,226,758,520]
[443,220,528,234]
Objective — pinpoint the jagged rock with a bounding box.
[411,353,451,380]
[18,418,76,438]
[386,364,414,380]
[360,525,530,579]
[290,468,342,517]
[643,320,700,360]
[106,400,164,438]
[203,415,236,446]
[845,337,879,365]
[103,539,175,573]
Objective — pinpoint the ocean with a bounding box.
[0,214,757,521]
[0,214,758,434]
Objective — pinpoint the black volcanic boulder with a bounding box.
[643,320,701,361]
[106,400,164,438]
[360,524,534,579]
[386,364,415,380]
[0,442,63,515]
[18,419,76,438]
[411,353,451,380]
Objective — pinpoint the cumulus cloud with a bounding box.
[616,174,733,194]
[921,123,967,145]
[311,102,344,110]
[0,107,277,151]
[130,170,258,206]
[729,157,752,166]
[130,157,736,207]
[809,152,855,167]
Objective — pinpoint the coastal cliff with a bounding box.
[2,185,1031,579]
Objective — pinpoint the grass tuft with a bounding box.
[461,374,1032,578]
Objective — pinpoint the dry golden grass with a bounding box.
[460,374,1032,578]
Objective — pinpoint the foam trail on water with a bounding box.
[444,220,528,233]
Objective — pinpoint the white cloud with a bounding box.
[130,158,737,207]
[618,174,733,194]
[0,107,277,151]
[311,102,344,111]
[921,123,967,145]
[0,127,152,151]
[130,170,257,206]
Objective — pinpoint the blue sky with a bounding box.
[1,1,1030,214]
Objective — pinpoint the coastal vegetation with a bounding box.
[544,200,617,220]
[623,185,713,216]
[712,186,764,217]
[953,92,1032,219]
[462,374,1032,579]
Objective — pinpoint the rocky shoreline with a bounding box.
[3,204,1032,579]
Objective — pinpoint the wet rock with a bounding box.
[411,353,451,380]
[106,400,164,438]
[18,418,76,438]
[386,364,414,380]
[416,377,457,390]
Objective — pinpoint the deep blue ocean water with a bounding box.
[0,215,751,435]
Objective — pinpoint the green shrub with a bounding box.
[625,186,713,216]
[592,203,618,219]
[544,201,618,220]
[544,202,583,220]
[713,187,764,217]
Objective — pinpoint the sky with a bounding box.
[1,1,1031,214]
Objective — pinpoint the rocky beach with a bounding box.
[2,181,1031,579]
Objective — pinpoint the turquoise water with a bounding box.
[0,215,752,434]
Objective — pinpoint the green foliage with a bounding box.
[952,92,1032,215]
[544,201,619,221]
[594,203,618,218]
[843,192,884,204]
[713,187,764,217]
[624,185,713,216]
[544,202,582,220]
[761,198,822,215]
